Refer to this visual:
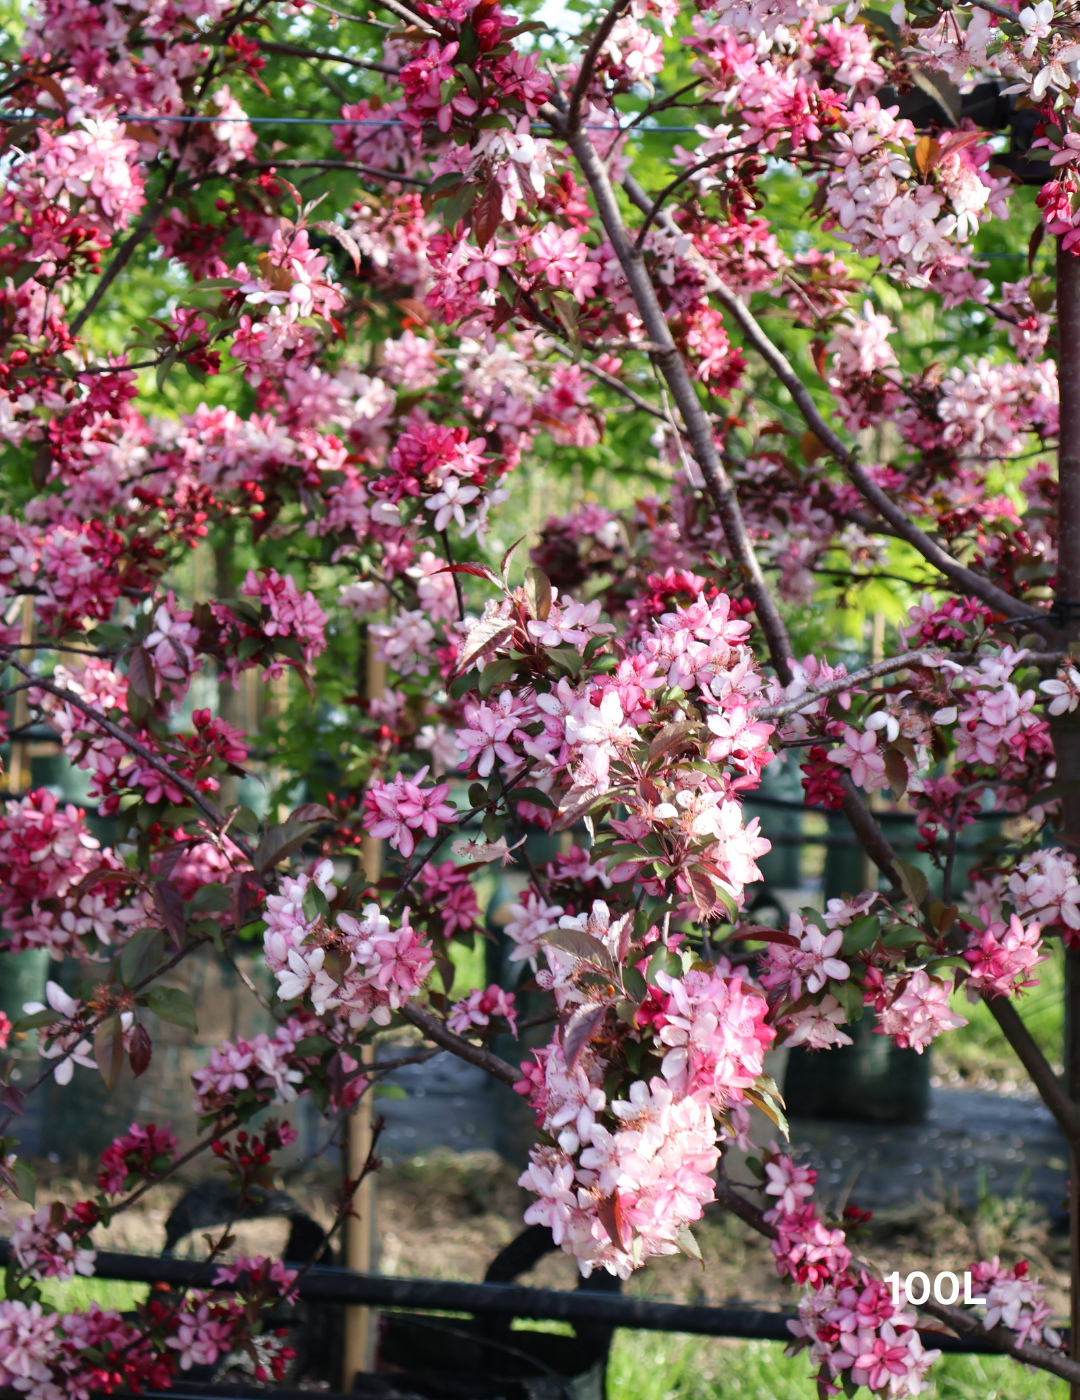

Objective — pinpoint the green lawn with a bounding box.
[607,1332,1067,1400]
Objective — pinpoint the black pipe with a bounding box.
[0,1241,996,1354]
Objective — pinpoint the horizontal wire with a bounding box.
[98,112,703,130]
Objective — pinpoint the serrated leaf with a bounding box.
[540,926,616,972]
[499,536,525,589]
[840,915,881,955]
[313,219,362,273]
[128,1023,152,1078]
[13,1009,58,1032]
[11,1160,35,1206]
[145,986,198,1031]
[676,1225,703,1265]
[153,881,187,944]
[884,747,908,800]
[511,786,556,811]
[687,867,718,918]
[647,721,703,768]
[126,646,155,705]
[472,175,502,249]
[550,785,603,834]
[479,657,517,698]
[289,802,334,823]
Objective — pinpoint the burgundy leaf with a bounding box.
[563,1003,607,1070]
[129,1023,152,1078]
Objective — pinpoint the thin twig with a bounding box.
[565,0,630,135]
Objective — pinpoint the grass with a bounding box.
[37,1276,148,1312]
[935,941,1065,1087]
[607,1332,1068,1400]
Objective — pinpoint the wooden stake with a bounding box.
[342,644,386,1390]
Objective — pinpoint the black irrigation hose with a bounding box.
[0,1241,995,1354]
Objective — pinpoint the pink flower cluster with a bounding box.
[447,984,518,1036]
[963,912,1046,999]
[191,1019,311,1117]
[361,766,457,857]
[5,1204,96,1283]
[97,1121,178,1196]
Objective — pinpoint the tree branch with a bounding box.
[399,1004,520,1087]
[838,774,902,890]
[546,107,795,683]
[12,663,259,869]
[918,1300,1080,1384]
[984,993,1080,1146]
[704,278,1039,627]
[565,0,631,136]
[756,648,941,721]
[255,38,398,73]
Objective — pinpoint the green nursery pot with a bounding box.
[783,1012,930,1124]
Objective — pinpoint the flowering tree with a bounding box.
[6,0,1080,1390]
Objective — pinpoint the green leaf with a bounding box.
[479,657,517,697]
[450,672,477,700]
[303,884,331,920]
[622,965,648,1001]
[881,924,926,949]
[840,915,881,955]
[120,926,165,988]
[895,858,929,911]
[191,882,230,912]
[145,986,198,1031]
[13,1009,58,1032]
[10,1160,35,1206]
[511,786,556,810]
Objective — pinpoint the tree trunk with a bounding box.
[1055,235,1080,1398]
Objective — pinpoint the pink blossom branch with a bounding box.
[10,660,256,861]
[716,1173,1080,1382]
[546,107,796,684]
[565,0,631,136]
[755,648,940,721]
[701,277,1040,627]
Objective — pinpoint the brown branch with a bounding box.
[838,774,903,890]
[546,107,795,684]
[703,278,1039,627]
[756,648,940,722]
[565,0,631,136]
[70,167,180,335]
[399,1004,520,1087]
[234,158,430,187]
[918,1300,1080,1384]
[715,1173,778,1237]
[255,38,398,73]
[984,993,1080,1146]
[13,662,231,832]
